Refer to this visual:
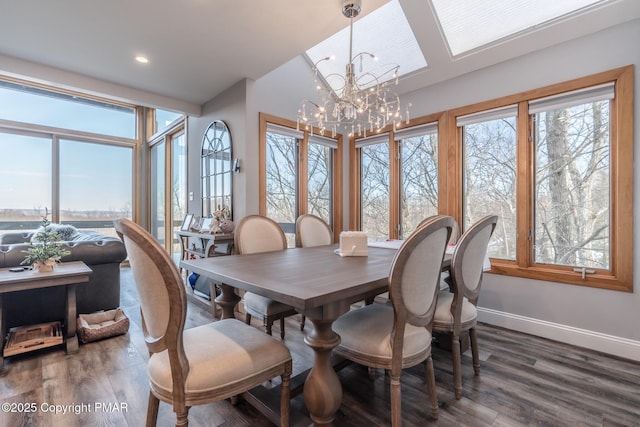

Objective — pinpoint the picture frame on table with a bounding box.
[200,217,214,232]
[181,214,194,231]
[190,215,202,231]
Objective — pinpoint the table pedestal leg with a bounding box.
[304,318,342,425]
[215,284,240,320]
[65,284,79,354]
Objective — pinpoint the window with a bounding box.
[396,123,439,238]
[260,113,342,247]
[349,66,632,291]
[448,66,633,291]
[357,134,391,241]
[531,84,614,270]
[352,115,445,241]
[458,106,518,260]
[0,77,138,236]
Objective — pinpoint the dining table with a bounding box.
[180,243,451,425]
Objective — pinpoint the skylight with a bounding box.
[431,0,612,56]
[305,0,427,93]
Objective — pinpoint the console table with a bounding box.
[176,230,234,316]
[0,261,92,366]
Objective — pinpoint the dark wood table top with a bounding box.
[181,244,451,311]
[0,261,92,294]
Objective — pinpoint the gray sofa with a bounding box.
[0,229,127,329]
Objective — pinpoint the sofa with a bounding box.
[0,229,127,329]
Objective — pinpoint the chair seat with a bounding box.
[244,292,296,318]
[149,318,291,396]
[433,291,477,330]
[334,303,432,363]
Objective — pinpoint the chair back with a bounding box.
[418,215,460,246]
[114,218,188,386]
[235,215,287,255]
[451,215,498,305]
[295,214,332,248]
[389,215,454,330]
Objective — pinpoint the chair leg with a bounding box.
[470,327,480,375]
[146,392,160,427]
[175,406,189,427]
[300,315,306,331]
[245,313,252,325]
[280,317,286,340]
[425,356,439,420]
[389,368,403,427]
[280,369,291,427]
[265,319,273,336]
[451,333,462,399]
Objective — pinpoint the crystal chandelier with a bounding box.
[298,0,411,138]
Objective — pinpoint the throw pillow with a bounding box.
[31,223,78,242]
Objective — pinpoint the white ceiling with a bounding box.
[0,0,639,114]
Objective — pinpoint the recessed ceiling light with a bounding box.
[135,55,149,64]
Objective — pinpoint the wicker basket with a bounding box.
[77,308,129,343]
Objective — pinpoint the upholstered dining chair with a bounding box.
[294,213,333,331]
[295,213,333,248]
[236,215,298,339]
[114,218,292,427]
[333,215,455,425]
[432,214,498,400]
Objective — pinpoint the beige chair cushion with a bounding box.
[244,292,295,317]
[334,303,432,361]
[433,291,477,328]
[148,319,291,395]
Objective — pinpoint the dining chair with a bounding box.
[432,214,498,400]
[235,214,298,339]
[333,215,455,425]
[295,213,333,248]
[114,218,292,427]
[294,213,333,331]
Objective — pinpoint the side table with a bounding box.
[0,261,92,367]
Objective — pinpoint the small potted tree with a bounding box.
[21,211,71,272]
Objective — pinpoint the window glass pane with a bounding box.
[0,131,51,232]
[463,116,517,260]
[156,109,183,133]
[361,142,390,240]
[534,100,610,269]
[150,142,166,244]
[400,132,438,238]
[172,133,187,262]
[59,140,132,237]
[266,131,297,247]
[0,81,136,138]
[307,142,333,228]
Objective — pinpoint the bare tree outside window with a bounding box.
[361,142,390,240]
[308,142,332,226]
[463,117,517,260]
[534,100,610,269]
[266,132,297,245]
[400,133,438,238]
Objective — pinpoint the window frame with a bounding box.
[259,112,343,242]
[447,66,633,291]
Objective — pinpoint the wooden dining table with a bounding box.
[181,244,450,425]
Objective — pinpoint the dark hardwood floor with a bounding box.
[1,266,639,426]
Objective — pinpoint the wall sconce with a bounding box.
[233,158,240,173]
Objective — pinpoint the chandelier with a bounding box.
[298,0,411,138]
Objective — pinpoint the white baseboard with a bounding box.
[477,307,640,362]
